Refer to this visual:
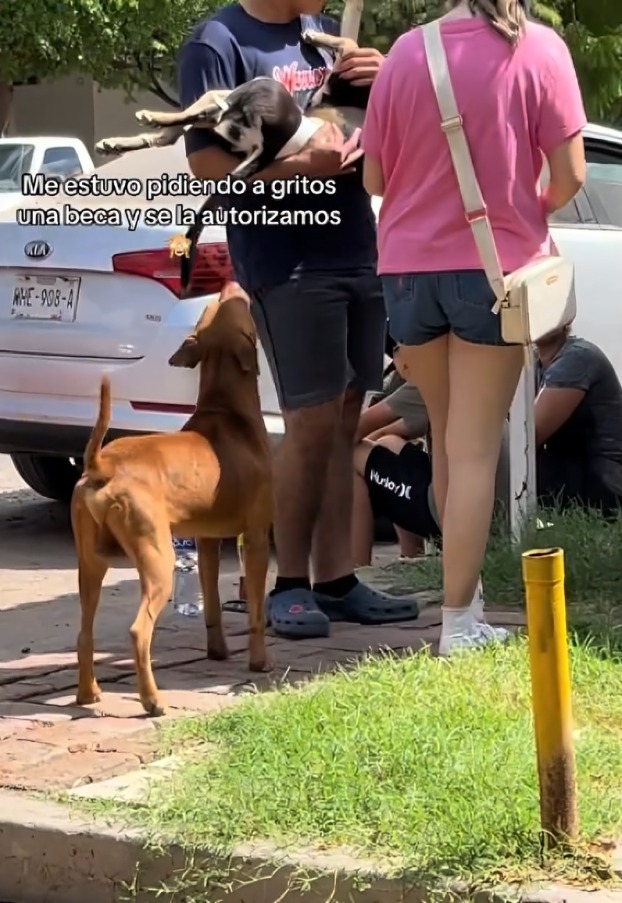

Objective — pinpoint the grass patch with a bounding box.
[389,505,622,655]
[87,508,622,896]
[105,640,622,892]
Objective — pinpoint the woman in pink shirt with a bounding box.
[361,0,587,655]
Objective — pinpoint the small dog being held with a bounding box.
[70,282,273,717]
[95,31,368,164]
[95,25,370,289]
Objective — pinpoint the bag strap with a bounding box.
[421,20,507,308]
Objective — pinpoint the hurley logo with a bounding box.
[369,470,412,500]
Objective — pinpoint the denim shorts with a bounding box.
[381,271,510,347]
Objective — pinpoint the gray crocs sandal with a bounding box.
[314,582,420,624]
[266,588,330,639]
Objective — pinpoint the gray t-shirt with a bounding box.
[537,336,622,496]
[385,382,429,439]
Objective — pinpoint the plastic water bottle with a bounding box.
[171,538,203,617]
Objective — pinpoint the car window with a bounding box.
[39,147,83,178]
[0,143,35,193]
[584,144,622,228]
[540,160,582,225]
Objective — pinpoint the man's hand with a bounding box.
[333,47,384,87]
[298,121,363,178]
[253,123,362,183]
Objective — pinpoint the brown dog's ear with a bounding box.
[168,335,202,369]
[234,335,259,374]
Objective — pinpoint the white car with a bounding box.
[0,139,283,501]
[0,124,621,503]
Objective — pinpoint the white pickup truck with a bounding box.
[0,136,94,213]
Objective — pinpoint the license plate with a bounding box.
[11,274,81,322]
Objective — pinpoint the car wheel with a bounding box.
[10,453,82,503]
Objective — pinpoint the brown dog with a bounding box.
[70,282,273,716]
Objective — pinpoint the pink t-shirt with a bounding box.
[361,18,587,275]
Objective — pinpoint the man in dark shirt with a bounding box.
[178,0,419,638]
[536,325,622,513]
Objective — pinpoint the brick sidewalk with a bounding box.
[0,578,526,795]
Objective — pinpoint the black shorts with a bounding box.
[252,272,386,410]
[364,443,440,539]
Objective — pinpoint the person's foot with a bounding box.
[313,580,419,624]
[266,588,330,639]
[439,606,510,656]
[469,579,510,642]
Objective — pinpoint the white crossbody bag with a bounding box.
[421,19,576,346]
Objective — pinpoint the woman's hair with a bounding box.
[449,0,526,46]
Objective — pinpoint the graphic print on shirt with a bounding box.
[272,61,327,98]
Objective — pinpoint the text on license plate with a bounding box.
[11,274,81,321]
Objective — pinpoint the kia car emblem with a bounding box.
[24,240,52,259]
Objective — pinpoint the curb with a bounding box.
[1,791,621,903]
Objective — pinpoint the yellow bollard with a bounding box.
[522,547,578,845]
[237,534,247,602]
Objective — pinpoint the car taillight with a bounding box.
[112,243,233,298]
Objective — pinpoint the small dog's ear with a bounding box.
[234,335,259,374]
[168,335,201,369]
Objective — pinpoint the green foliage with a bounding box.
[0,0,221,97]
[0,0,620,121]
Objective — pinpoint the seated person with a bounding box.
[352,403,510,568]
[357,372,429,443]
[536,323,622,514]
[353,433,440,568]
[356,380,430,558]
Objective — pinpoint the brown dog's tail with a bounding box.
[83,376,111,474]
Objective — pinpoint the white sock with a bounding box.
[469,577,484,621]
[440,605,478,640]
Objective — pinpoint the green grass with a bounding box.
[90,507,622,894]
[130,640,622,890]
[390,505,622,655]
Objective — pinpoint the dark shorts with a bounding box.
[381,271,512,347]
[251,272,386,410]
[364,443,441,539]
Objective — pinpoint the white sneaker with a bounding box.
[439,606,509,656]
[469,578,510,643]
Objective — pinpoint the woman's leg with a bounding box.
[442,334,523,611]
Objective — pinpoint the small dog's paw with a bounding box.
[302,29,320,44]
[95,139,120,155]
[136,109,159,127]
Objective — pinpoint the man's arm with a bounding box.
[368,419,410,442]
[356,399,399,443]
[179,40,362,183]
[178,39,244,182]
[534,342,597,446]
[535,387,585,446]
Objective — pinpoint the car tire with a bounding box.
[10,453,82,503]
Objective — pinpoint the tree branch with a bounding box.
[149,72,179,108]
[134,50,179,107]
